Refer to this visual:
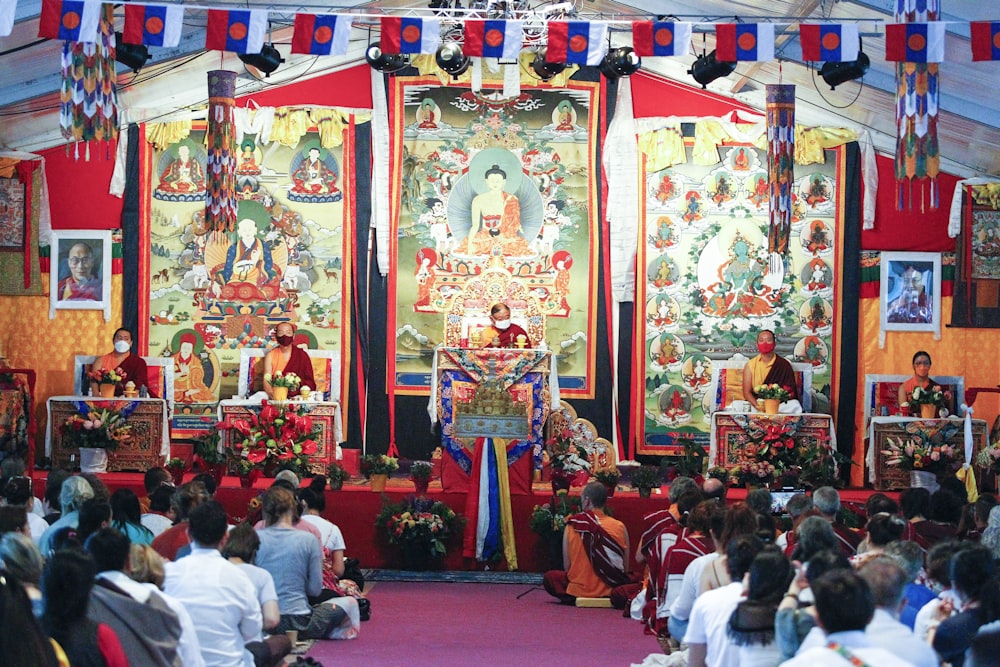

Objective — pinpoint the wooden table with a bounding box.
[866,416,988,490]
[710,411,836,468]
[46,396,170,472]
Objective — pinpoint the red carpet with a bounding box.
[304,581,661,665]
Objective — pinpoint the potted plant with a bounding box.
[753,383,792,414]
[409,460,434,495]
[232,458,261,488]
[529,493,583,568]
[361,454,399,492]
[376,496,460,570]
[327,461,350,491]
[906,384,952,419]
[265,371,301,401]
[165,457,187,486]
[546,427,591,494]
[195,426,230,488]
[631,465,662,498]
[593,468,621,497]
[62,406,131,473]
[218,402,319,478]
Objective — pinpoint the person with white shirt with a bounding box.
[667,507,725,640]
[857,557,938,667]
[140,485,175,539]
[3,476,48,543]
[298,484,347,581]
[779,569,914,667]
[685,535,764,667]
[164,500,262,667]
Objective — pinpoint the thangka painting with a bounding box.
[635,145,841,455]
[0,178,25,251]
[388,78,599,397]
[143,126,352,437]
[970,208,1000,280]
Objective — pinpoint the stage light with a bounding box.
[599,47,641,79]
[238,44,284,78]
[819,51,870,90]
[530,49,566,81]
[688,50,736,89]
[365,43,409,73]
[114,32,151,73]
[435,43,470,78]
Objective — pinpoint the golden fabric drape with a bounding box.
[145,121,193,150]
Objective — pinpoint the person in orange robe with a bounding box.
[263,322,316,399]
[91,329,154,398]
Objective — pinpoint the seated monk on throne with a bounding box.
[742,329,798,405]
[213,218,278,298]
[91,329,156,398]
[264,322,316,399]
[479,303,532,349]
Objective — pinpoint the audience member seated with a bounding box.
[79,474,111,504]
[775,549,852,661]
[931,544,1000,667]
[727,546,791,666]
[221,522,292,667]
[252,480,322,543]
[699,503,758,594]
[76,499,111,545]
[152,481,209,561]
[857,557,939,667]
[685,535,764,667]
[883,540,936,631]
[780,569,913,667]
[3,476,48,543]
[163,501,263,666]
[140,467,171,514]
[298,480,348,594]
[543,482,632,605]
[850,512,905,568]
[42,470,70,524]
[701,476,727,504]
[141,486,176,539]
[0,532,45,617]
[255,487,359,640]
[0,505,29,536]
[654,499,716,636]
[264,323,316,399]
[667,505,726,641]
[0,566,66,666]
[776,493,814,555]
[90,328,156,398]
[897,350,939,416]
[39,476,94,556]
[966,495,998,543]
[85,528,183,666]
[914,541,965,642]
[110,489,154,546]
[42,549,129,667]
[813,486,861,556]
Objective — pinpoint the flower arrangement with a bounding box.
[905,385,951,415]
[194,426,228,467]
[631,465,662,494]
[881,435,959,473]
[547,427,591,477]
[265,371,301,389]
[529,493,583,538]
[87,367,126,385]
[376,496,461,564]
[707,466,729,482]
[361,454,399,477]
[729,460,777,486]
[754,383,791,401]
[62,406,132,451]
[166,456,186,471]
[219,401,318,474]
[976,446,1000,475]
[409,461,433,482]
[594,468,621,487]
[327,461,350,485]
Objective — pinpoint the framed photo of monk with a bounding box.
[880,251,941,336]
[49,230,112,321]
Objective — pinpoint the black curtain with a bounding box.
[121,123,141,341]
[345,121,373,450]
[836,143,863,465]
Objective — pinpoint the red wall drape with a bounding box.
[42,142,123,230]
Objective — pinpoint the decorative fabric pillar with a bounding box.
[766,84,795,256]
[205,70,238,233]
[895,0,940,210]
[59,3,118,155]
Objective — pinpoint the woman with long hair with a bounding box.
[728,546,793,667]
[109,488,154,545]
[0,568,65,666]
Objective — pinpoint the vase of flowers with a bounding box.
[409,460,434,495]
[754,384,791,414]
[166,457,187,486]
[233,459,261,488]
[266,371,301,402]
[730,460,777,488]
[219,401,318,478]
[376,496,460,570]
[63,406,132,473]
[87,367,127,398]
[882,434,959,493]
[907,384,950,419]
[547,427,591,494]
[361,454,399,492]
[327,461,350,490]
[594,468,621,497]
[194,426,229,488]
[631,465,662,498]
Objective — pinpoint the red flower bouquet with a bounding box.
[219,401,319,474]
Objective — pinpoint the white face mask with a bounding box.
[114,340,131,354]
[493,319,511,331]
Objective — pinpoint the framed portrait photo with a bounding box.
[49,230,112,321]
[880,251,941,338]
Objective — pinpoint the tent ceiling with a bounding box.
[1,0,997,176]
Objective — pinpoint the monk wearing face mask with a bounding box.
[480,303,531,349]
[90,328,154,397]
[742,329,798,405]
[263,322,316,399]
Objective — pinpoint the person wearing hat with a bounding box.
[173,332,214,403]
[91,328,154,397]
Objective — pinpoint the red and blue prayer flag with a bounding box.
[380,17,441,55]
[463,20,522,59]
[884,22,945,62]
[122,4,184,48]
[970,21,1000,62]
[546,21,608,66]
[205,9,267,54]
[715,23,775,62]
[291,14,352,56]
[631,21,692,57]
[799,23,859,62]
[37,0,101,42]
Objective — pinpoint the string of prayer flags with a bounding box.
[970,21,1000,62]
[885,22,946,62]
[799,23,860,62]
[715,23,775,62]
[38,0,101,43]
[380,17,441,55]
[631,21,692,57]
[546,21,609,66]
[462,20,523,59]
[205,9,267,54]
[122,4,184,48]
[291,14,352,56]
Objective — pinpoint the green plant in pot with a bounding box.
[361,454,398,492]
[593,468,621,496]
[631,465,662,498]
[165,457,187,486]
[327,461,350,490]
[410,460,434,494]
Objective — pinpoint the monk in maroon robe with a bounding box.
[264,322,316,398]
[479,303,532,349]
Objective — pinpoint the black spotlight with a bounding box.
[819,51,870,90]
[365,43,409,73]
[238,44,284,78]
[688,50,737,89]
[599,46,641,79]
[530,49,566,81]
[435,43,470,78]
[114,32,151,73]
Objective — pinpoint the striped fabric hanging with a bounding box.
[766,84,795,257]
[59,3,118,155]
[205,70,238,233]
